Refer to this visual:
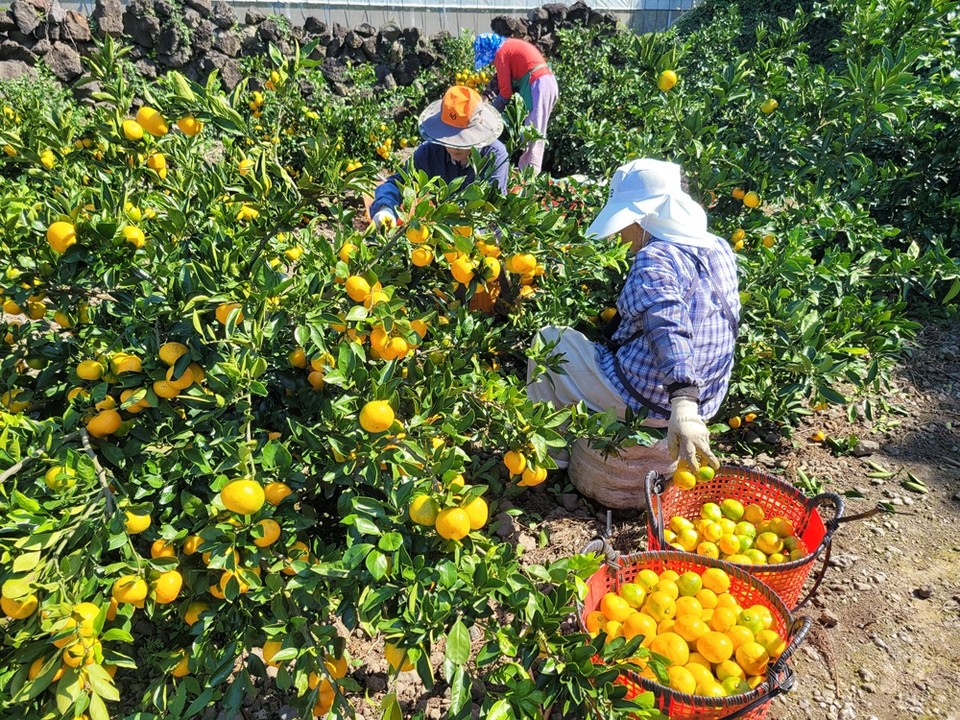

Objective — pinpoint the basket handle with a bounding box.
[581,537,620,567]
[791,493,844,611]
[806,491,846,534]
[643,470,666,547]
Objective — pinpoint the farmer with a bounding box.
[473,33,559,175]
[526,158,740,474]
[370,85,509,228]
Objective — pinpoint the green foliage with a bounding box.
[0,2,959,717]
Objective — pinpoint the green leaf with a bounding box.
[365,549,390,579]
[12,490,40,513]
[86,664,120,702]
[88,693,110,720]
[378,532,403,552]
[486,699,514,720]
[381,692,402,720]
[13,550,40,573]
[445,618,471,665]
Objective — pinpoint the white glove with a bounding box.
[372,209,397,229]
[667,396,719,471]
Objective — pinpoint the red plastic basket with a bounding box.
[580,549,811,720]
[645,466,845,610]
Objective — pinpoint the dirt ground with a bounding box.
[235,320,960,720]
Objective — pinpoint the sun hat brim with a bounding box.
[418,98,504,149]
[586,197,662,240]
[587,193,717,248]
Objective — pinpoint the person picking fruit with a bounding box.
[527,159,740,474]
[369,85,509,229]
[473,32,559,175]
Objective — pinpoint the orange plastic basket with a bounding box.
[644,466,845,610]
[580,549,811,720]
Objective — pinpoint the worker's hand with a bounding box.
[371,209,397,230]
[667,396,719,472]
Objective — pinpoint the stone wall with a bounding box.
[0,0,618,95]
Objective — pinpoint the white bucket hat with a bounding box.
[586,159,716,248]
[418,85,504,149]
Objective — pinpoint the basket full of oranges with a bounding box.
[579,549,810,720]
[645,465,845,610]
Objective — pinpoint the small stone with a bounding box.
[560,493,580,513]
[517,533,537,553]
[913,585,933,599]
[858,667,875,682]
[851,439,880,456]
[819,610,839,628]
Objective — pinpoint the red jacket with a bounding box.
[495,38,552,104]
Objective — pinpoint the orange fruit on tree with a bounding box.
[506,253,536,274]
[171,652,190,677]
[1,593,38,619]
[262,639,284,667]
[176,116,203,136]
[112,575,148,605]
[503,450,526,475]
[760,98,779,114]
[411,246,434,267]
[46,220,77,254]
[153,570,183,604]
[450,257,475,284]
[253,518,282,547]
[184,601,208,626]
[150,539,177,559]
[359,400,394,433]
[405,224,430,244]
[122,119,143,141]
[384,642,414,672]
[44,465,77,491]
[85,408,121,438]
[289,347,308,368]
[463,496,488,530]
[409,494,440,526]
[159,341,188,366]
[435,507,470,541]
[76,359,104,381]
[518,464,547,487]
[216,302,243,325]
[183,535,202,555]
[345,275,371,302]
[742,191,761,208]
[165,365,194,390]
[124,509,151,534]
[221,478,265,515]
[136,106,168,136]
[264,481,293,505]
[657,69,678,92]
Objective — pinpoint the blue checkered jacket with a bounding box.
[596,236,740,420]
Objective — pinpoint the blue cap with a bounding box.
[473,33,506,70]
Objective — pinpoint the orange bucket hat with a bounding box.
[418,85,504,149]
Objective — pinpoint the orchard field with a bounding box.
[0,0,958,719]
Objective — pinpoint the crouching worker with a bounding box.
[526,159,740,507]
[369,85,509,229]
